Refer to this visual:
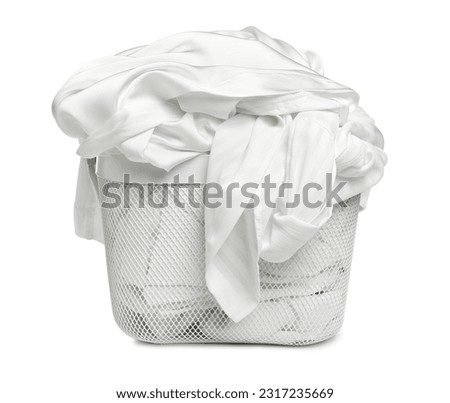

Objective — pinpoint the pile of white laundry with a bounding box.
[52,27,386,343]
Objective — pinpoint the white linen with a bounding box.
[52,27,387,322]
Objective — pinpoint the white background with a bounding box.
[1,1,449,402]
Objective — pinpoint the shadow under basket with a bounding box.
[99,178,360,346]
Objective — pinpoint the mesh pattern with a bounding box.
[99,178,360,345]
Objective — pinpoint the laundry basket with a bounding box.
[99,176,360,346]
[52,28,387,345]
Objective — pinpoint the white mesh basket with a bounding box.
[99,178,360,345]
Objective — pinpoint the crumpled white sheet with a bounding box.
[52,27,387,322]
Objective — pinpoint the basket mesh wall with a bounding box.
[99,178,360,345]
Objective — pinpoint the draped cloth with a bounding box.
[52,27,387,322]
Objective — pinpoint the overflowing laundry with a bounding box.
[53,27,387,326]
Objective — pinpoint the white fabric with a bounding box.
[74,158,103,242]
[96,154,209,184]
[52,27,387,322]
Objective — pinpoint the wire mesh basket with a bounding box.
[99,178,360,345]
